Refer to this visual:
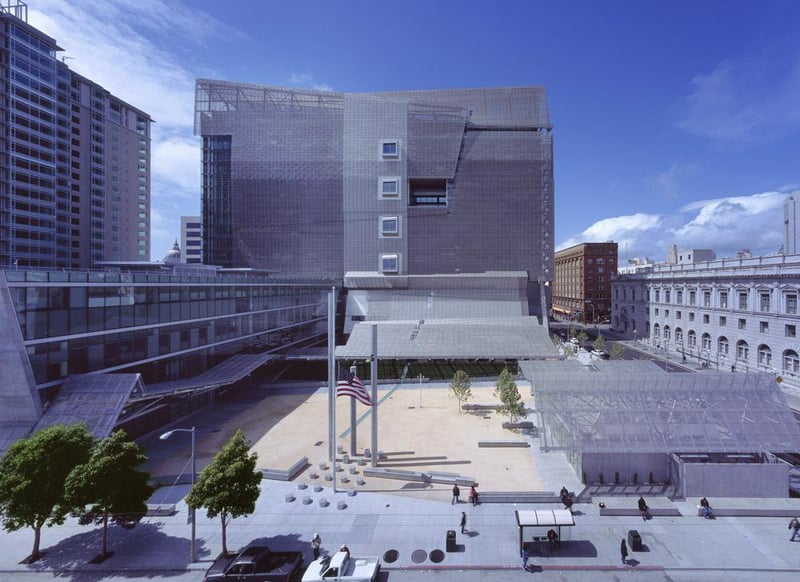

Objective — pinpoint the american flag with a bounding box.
[336,366,374,406]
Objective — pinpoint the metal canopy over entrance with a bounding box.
[521,360,800,454]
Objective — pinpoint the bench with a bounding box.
[261,456,309,481]
[146,503,176,516]
[477,440,530,448]
[696,506,800,518]
[461,404,497,411]
[362,467,476,487]
[599,507,682,517]
[501,421,535,430]
[478,491,560,504]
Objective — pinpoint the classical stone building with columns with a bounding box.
[611,253,800,380]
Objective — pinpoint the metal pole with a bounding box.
[190,427,196,562]
[327,289,336,469]
[370,324,378,468]
[349,365,357,455]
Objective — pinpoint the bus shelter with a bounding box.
[515,509,575,552]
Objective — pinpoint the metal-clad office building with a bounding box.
[195,81,553,313]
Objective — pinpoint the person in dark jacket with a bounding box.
[637,496,650,520]
[620,539,628,564]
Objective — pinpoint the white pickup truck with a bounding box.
[301,551,380,582]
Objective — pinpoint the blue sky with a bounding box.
[29,0,800,263]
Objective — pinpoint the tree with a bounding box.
[610,342,625,360]
[0,424,93,561]
[494,368,527,422]
[576,330,588,344]
[65,430,153,558]
[186,429,262,556]
[450,370,472,413]
[593,334,606,352]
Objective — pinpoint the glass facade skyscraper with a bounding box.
[0,2,151,269]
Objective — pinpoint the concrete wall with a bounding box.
[581,453,669,485]
[678,461,789,498]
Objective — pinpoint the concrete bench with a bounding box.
[477,440,530,448]
[261,456,309,481]
[478,491,560,504]
[599,507,682,517]
[462,404,498,411]
[696,506,800,518]
[146,503,176,516]
[363,467,476,487]
[501,421,535,430]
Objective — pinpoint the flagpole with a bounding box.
[349,365,357,455]
[327,288,337,488]
[370,323,378,468]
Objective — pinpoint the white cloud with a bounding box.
[289,72,334,92]
[559,190,793,262]
[27,0,237,260]
[678,51,800,147]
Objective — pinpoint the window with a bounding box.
[654,308,659,316]
[719,291,728,308]
[703,291,711,307]
[380,216,399,237]
[380,254,399,273]
[688,330,697,347]
[760,321,768,333]
[786,325,796,338]
[655,290,660,302]
[689,312,694,322]
[738,319,746,330]
[719,316,726,327]
[665,309,670,317]
[758,345,771,367]
[786,294,797,314]
[676,311,682,320]
[736,340,748,360]
[702,333,711,352]
[703,314,709,324]
[759,292,770,312]
[689,290,696,306]
[379,177,400,199]
[380,139,399,158]
[676,290,683,304]
[718,337,729,355]
[785,350,800,375]
[675,328,683,343]
[738,291,748,310]
[665,290,671,303]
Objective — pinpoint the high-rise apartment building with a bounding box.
[0,2,150,268]
[552,242,618,322]
[194,81,554,313]
[180,215,202,263]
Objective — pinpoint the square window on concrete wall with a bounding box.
[380,253,399,273]
[378,177,401,199]
[380,139,400,159]
[380,216,400,237]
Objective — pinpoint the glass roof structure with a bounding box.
[520,360,800,454]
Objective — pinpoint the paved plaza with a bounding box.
[0,380,799,581]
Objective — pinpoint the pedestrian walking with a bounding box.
[469,485,479,506]
[790,517,800,541]
[452,483,460,504]
[522,545,530,569]
[620,539,628,564]
[460,511,467,533]
[311,532,321,560]
[637,496,650,521]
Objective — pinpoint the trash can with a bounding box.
[446,529,457,552]
[627,529,642,551]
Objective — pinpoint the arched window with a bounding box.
[675,327,683,344]
[688,330,697,348]
[784,350,799,375]
[718,336,729,356]
[702,333,711,352]
[653,323,661,337]
[664,325,671,341]
[758,344,772,367]
[736,340,749,361]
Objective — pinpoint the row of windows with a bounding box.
[649,287,797,314]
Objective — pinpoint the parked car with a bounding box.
[591,349,610,359]
[302,550,380,582]
[204,545,304,582]
[569,337,580,346]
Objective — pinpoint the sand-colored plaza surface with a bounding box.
[151,382,543,500]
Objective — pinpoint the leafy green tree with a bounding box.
[0,424,93,562]
[450,370,472,413]
[593,334,606,352]
[65,430,153,557]
[494,368,527,422]
[577,330,588,344]
[610,342,625,360]
[186,429,262,556]
[551,334,560,346]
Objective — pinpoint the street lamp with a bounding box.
[160,427,196,562]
